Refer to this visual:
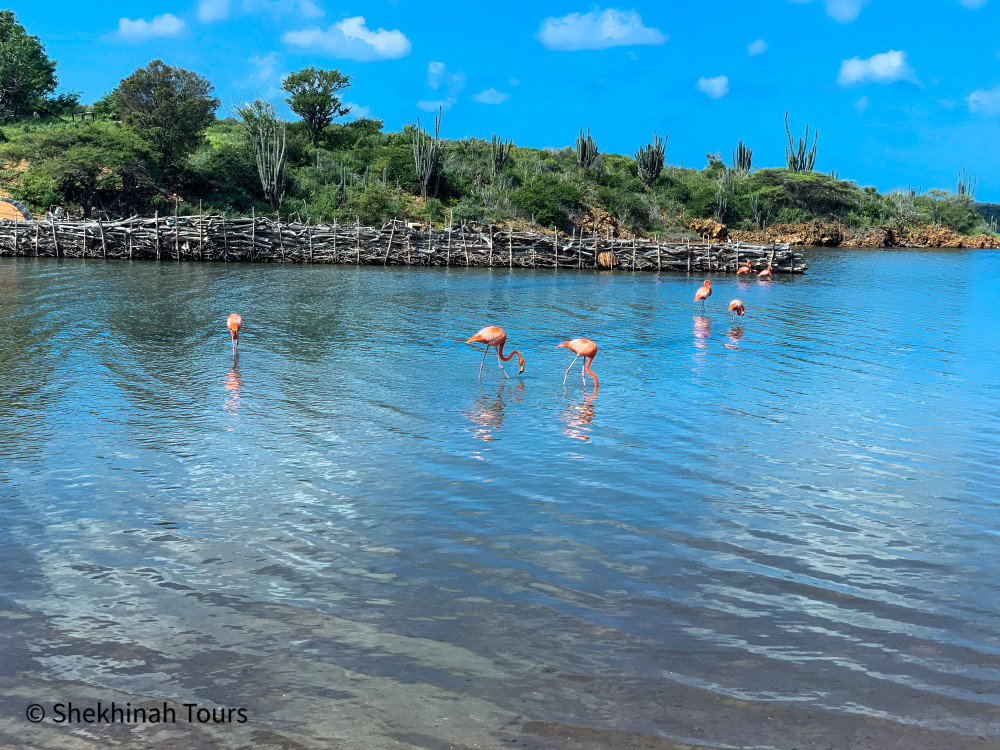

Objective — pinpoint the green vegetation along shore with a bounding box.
[0,10,997,248]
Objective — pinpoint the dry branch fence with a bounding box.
[0,215,806,273]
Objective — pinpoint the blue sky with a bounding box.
[12,0,1000,201]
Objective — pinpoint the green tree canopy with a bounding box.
[282,67,351,146]
[0,11,57,121]
[112,60,220,180]
[4,121,154,216]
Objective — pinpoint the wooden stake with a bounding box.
[632,235,637,270]
[446,221,452,267]
[686,238,691,273]
[251,207,256,262]
[308,223,314,264]
[175,202,180,260]
[128,217,133,259]
[98,219,106,258]
[50,216,60,258]
[355,216,360,264]
[462,228,469,266]
[154,211,161,260]
[383,223,396,265]
[332,218,338,263]
[508,224,513,269]
[554,227,558,269]
[12,220,17,256]
[34,223,39,256]
[199,202,204,261]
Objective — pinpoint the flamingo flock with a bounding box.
[224,269,770,392]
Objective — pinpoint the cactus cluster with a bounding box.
[784,111,817,172]
[635,132,666,189]
[731,140,752,176]
[576,127,598,170]
[491,134,512,177]
[413,107,443,200]
[957,165,976,198]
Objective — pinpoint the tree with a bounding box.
[4,121,154,216]
[281,67,351,147]
[0,11,57,121]
[235,99,287,213]
[112,60,220,179]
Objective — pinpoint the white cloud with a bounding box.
[826,0,868,21]
[791,0,869,22]
[960,0,987,7]
[282,16,411,60]
[198,0,230,22]
[113,14,185,42]
[473,88,510,104]
[748,39,768,56]
[343,102,371,119]
[417,98,455,111]
[537,8,666,51]
[697,75,729,98]
[853,95,868,113]
[427,62,445,89]
[427,62,465,94]
[837,50,917,86]
[243,0,323,18]
[968,85,1000,114]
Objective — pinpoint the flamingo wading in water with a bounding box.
[737,261,752,275]
[728,299,745,322]
[227,313,242,352]
[466,326,525,379]
[558,338,598,389]
[758,265,772,279]
[694,279,712,312]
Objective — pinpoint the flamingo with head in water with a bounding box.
[694,279,712,311]
[465,326,525,379]
[557,338,598,389]
[728,299,745,322]
[226,313,242,351]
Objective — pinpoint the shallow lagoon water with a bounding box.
[1,250,999,749]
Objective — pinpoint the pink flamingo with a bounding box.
[557,338,598,389]
[226,313,242,351]
[728,299,745,322]
[758,265,772,280]
[466,326,525,378]
[736,261,752,275]
[694,279,712,311]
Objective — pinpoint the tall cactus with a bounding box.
[784,110,818,172]
[731,139,752,176]
[635,131,666,189]
[491,134,512,177]
[413,106,443,200]
[957,165,976,198]
[576,127,598,169]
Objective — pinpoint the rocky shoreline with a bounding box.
[688,218,1000,249]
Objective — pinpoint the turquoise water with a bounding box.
[1,251,998,749]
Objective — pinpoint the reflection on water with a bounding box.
[725,325,744,350]
[223,353,242,415]
[1,252,1000,750]
[693,314,711,352]
[560,389,596,441]
[466,379,523,442]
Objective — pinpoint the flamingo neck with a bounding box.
[498,343,520,363]
[584,358,598,388]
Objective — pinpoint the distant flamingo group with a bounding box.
[224,268,772,391]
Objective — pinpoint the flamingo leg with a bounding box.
[581,359,587,383]
[479,345,490,379]
[563,354,580,384]
[496,348,509,378]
